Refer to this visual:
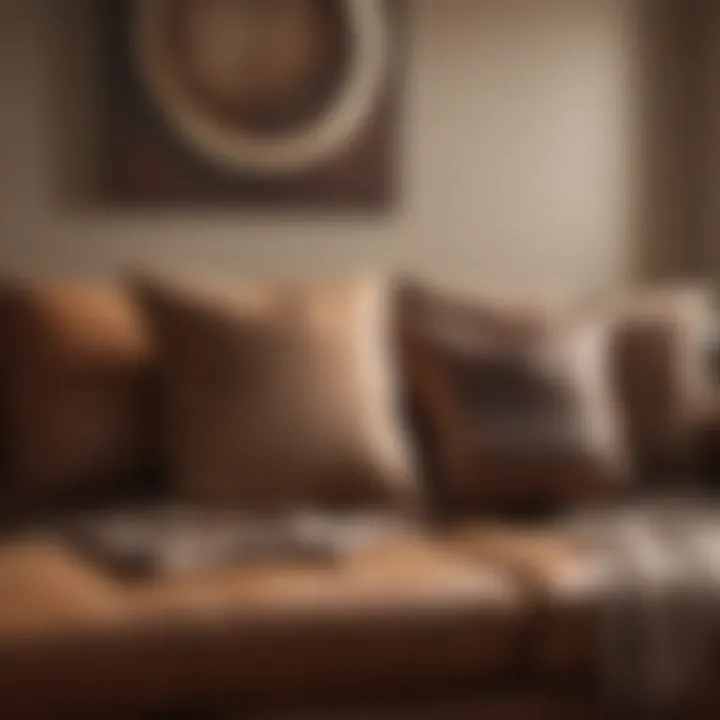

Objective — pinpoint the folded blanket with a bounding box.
[57,506,411,578]
[566,496,720,714]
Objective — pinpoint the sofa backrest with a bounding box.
[0,276,715,522]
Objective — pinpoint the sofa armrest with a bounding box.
[695,390,720,483]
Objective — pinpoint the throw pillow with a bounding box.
[398,280,626,515]
[130,273,419,512]
[0,281,155,508]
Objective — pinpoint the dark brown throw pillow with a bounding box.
[398,281,626,515]
[0,281,155,509]
[130,274,419,513]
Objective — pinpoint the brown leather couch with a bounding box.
[0,278,716,719]
[0,522,609,719]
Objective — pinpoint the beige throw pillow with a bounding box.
[131,274,418,512]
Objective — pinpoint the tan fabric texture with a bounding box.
[0,281,154,505]
[131,274,418,512]
[607,287,714,474]
[399,281,625,514]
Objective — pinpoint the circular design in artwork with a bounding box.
[132,0,389,176]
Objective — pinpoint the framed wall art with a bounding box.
[104,0,404,208]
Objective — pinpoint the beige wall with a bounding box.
[0,0,644,292]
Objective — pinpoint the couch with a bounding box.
[0,275,717,719]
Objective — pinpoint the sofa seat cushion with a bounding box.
[0,538,126,639]
[444,524,610,680]
[0,534,526,718]
[446,515,720,706]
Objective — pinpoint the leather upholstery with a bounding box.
[697,390,720,478]
[0,277,716,718]
[443,525,606,679]
[0,538,125,637]
[608,287,714,475]
[245,695,603,719]
[0,281,154,508]
[0,532,526,718]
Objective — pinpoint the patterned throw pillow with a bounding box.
[398,281,626,516]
